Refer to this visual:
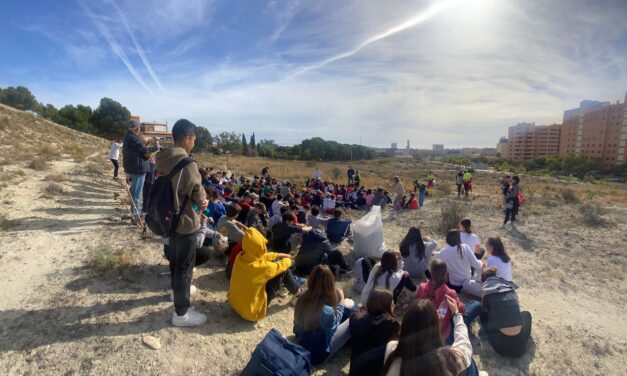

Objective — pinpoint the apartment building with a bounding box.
[560,94,627,169]
[507,123,561,163]
[131,115,174,148]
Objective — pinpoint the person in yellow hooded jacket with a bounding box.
[229,227,302,321]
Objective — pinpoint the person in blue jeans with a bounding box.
[123,119,159,220]
[293,265,355,365]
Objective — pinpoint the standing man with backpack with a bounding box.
[123,119,159,221]
[155,119,208,327]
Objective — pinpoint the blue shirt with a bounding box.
[294,304,345,365]
[207,202,226,227]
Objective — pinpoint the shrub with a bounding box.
[44,182,65,196]
[580,203,607,227]
[0,214,9,230]
[40,144,61,159]
[437,200,464,236]
[561,189,579,203]
[85,162,104,175]
[331,167,341,181]
[14,169,25,176]
[44,174,66,182]
[0,118,8,130]
[86,244,135,276]
[437,182,452,195]
[29,157,49,171]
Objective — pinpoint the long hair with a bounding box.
[446,230,463,259]
[294,265,338,331]
[366,288,396,318]
[399,227,425,261]
[374,251,399,289]
[381,300,465,376]
[460,218,472,234]
[429,259,448,292]
[487,236,510,263]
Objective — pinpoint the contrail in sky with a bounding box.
[78,0,155,96]
[113,1,166,95]
[283,0,458,82]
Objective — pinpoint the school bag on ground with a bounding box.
[241,328,311,376]
[352,205,385,258]
[144,157,193,237]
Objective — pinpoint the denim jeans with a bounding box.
[128,173,146,219]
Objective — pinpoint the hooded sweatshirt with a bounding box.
[155,147,205,235]
[228,228,292,321]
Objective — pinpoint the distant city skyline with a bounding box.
[1,0,626,148]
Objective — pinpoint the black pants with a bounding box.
[457,184,462,196]
[484,311,532,358]
[265,269,300,303]
[169,233,197,316]
[326,250,350,270]
[110,159,119,178]
[164,242,210,268]
[392,275,417,302]
[504,198,520,224]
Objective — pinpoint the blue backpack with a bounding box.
[145,157,193,237]
[241,328,311,376]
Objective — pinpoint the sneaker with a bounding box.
[500,224,506,229]
[171,308,207,327]
[170,284,197,301]
[289,288,304,306]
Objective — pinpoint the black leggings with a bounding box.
[326,250,349,270]
[504,198,520,224]
[484,311,532,358]
[265,269,300,303]
[392,275,417,302]
[110,159,119,178]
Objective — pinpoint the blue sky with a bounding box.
[1,0,626,148]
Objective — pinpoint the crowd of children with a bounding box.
[139,133,529,375]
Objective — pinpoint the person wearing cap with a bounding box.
[123,119,159,220]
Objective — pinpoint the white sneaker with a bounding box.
[170,284,197,301]
[171,308,207,327]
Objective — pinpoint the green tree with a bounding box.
[38,103,59,122]
[0,86,39,111]
[241,133,248,156]
[249,132,256,156]
[258,139,277,158]
[218,131,243,154]
[90,98,131,139]
[57,104,93,133]
[193,126,213,152]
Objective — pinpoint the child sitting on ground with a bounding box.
[361,250,417,303]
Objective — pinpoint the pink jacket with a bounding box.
[417,281,466,341]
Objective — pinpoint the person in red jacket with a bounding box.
[417,259,479,344]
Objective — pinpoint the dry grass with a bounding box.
[580,203,608,227]
[0,214,9,231]
[86,244,135,277]
[44,174,66,182]
[14,169,25,176]
[43,182,65,196]
[437,199,465,236]
[84,162,105,175]
[40,144,61,159]
[29,157,49,171]
[561,188,580,203]
[0,117,8,130]
[64,142,86,162]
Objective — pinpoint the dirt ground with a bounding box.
[0,106,626,375]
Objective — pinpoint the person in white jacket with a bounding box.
[360,251,416,304]
[435,229,483,297]
[108,139,122,179]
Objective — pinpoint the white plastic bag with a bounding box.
[352,206,385,258]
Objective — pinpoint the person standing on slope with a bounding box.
[109,138,123,180]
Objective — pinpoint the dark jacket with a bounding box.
[155,147,206,235]
[295,229,332,275]
[122,131,158,174]
[349,310,400,376]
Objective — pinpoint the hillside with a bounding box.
[0,105,626,375]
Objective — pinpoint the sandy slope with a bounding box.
[0,155,626,376]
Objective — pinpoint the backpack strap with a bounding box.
[166,157,193,181]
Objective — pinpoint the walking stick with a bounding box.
[119,179,145,228]
[116,196,142,229]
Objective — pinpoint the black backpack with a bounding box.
[145,157,193,237]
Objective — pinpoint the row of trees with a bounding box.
[0,86,375,161]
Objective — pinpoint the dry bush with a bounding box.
[0,214,9,231]
[44,174,66,182]
[0,118,8,130]
[86,244,135,277]
[580,203,608,227]
[14,169,25,176]
[44,182,65,196]
[64,143,86,162]
[437,199,465,236]
[85,162,105,175]
[29,157,49,171]
[437,182,452,195]
[561,188,580,203]
[40,144,61,159]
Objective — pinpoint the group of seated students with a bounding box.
[177,166,531,374]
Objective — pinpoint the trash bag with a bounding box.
[352,205,385,258]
